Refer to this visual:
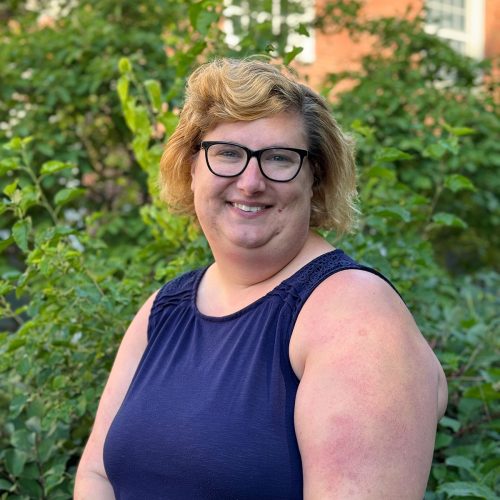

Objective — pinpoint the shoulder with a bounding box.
[153,268,204,306]
[291,267,406,352]
[290,268,446,414]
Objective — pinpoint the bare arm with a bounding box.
[290,270,447,500]
[74,291,157,499]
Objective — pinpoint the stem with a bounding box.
[454,411,500,438]
[423,157,447,234]
[76,115,105,173]
[33,433,47,499]
[84,267,105,297]
[0,295,25,326]
[21,166,59,226]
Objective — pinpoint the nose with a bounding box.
[236,157,266,194]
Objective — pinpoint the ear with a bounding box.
[190,154,198,192]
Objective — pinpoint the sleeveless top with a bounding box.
[103,249,396,499]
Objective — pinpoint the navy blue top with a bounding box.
[103,250,395,499]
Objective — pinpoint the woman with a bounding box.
[75,58,447,499]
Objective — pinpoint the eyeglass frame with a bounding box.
[199,141,309,183]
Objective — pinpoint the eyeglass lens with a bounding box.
[205,143,303,182]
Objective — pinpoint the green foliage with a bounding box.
[319,0,499,273]
[0,0,498,498]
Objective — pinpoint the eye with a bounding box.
[210,144,245,161]
[262,149,297,165]
[269,154,290,162]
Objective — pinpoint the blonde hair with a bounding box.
[159,58,358,233]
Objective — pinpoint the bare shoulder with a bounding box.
[290,269,448,498]
[291,269,444,388]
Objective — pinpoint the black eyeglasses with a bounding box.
[200,141,308,182]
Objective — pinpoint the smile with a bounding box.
[231,202,269,213]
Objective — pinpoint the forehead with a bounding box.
[202,112,307,149]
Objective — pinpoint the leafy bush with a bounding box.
[0,1,498,498]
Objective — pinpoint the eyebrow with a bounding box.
[208,140,303,150]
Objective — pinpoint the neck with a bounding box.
[209,231,332,289]
[196,231,334,316]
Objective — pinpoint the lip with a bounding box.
[227,201,272,214]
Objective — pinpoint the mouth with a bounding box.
[230,202,271,213]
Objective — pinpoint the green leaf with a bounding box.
[0,235,14,253]
[118,57,132,74]
[20,185,40,213]
[464,383,500,401]
[144,79,162,112]
[188,1,202,28]
[38,437,57,464]
[438,481,496,498]
[431,212,467,228]
[3,137,23,151]
[351,119,375,139]
[132,105,151,139]
[158,111,179,136]
[0,479,13,491]
[7,336,26,352]
[11,429,36,451]
[117,75,129,103]
[297,23,309,37]
[439,416,461,432]
[0,279,13,295]
[443,123,476,136]
[0,157,20,175]
[196,9,218,36]
[12,218,31,252]
[25,416,41,434]
[423,142,447,160]
[18,477,43,497]
[373,206,412,222]
[4,448,27,476]
[18,462,39,479]
[3,179,19,197]
[374,147,413,163]
[45,465,66,493]
[283,46,304,65]
[445,456,475,471]
[434,431,453,450]
[54,187,86,206]
[9,394,28,418]
[188,1,218,35]
[40,160,74,175]
[365,165,396,181]
[444,174,476,193]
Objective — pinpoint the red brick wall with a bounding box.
[485,0,500,59]
[295,0,498,90]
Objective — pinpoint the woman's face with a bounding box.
[190,112,314,258]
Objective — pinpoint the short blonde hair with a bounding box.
[160,58,358,233]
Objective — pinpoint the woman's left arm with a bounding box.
[290,270,447,500]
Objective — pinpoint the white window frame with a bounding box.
[223,0,316,64]
[425,0,485,59]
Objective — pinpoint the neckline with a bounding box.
[192,249,344,322]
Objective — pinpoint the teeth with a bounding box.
[233,203,265,213]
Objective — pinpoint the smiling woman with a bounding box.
[74,58,447,499]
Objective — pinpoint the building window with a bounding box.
[425,0,485,58]
[223,0,316,64]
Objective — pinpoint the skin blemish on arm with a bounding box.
[357,328,368,337]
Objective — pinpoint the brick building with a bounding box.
[225,0,500,89]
